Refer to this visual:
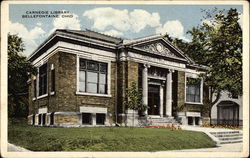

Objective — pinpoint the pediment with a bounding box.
[136,42,178,58]
[129,38,190,62]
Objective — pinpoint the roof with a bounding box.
[28,29,202,69]
[60,29,123,44]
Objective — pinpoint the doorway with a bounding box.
[148,84,160,115]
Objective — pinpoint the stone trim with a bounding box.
[38,107,48,114]
[75,92,112,97]
[80,106,108,113]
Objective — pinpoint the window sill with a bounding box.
[185,102,203,105]
[76,91,111,97]
[37,94,48,99]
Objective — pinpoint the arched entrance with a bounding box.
[217,101,239,126]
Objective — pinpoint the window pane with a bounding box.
[195,95,200,102]
[79,71,85,82]
[99,84,106,94]
[79,81,85,92]
[188,86,195,95]
[96,113,105,125]
[87,61,98,71]
[195,86,200,95]
[80,59,86,69]
[82,113,92,124]
[100,63,107,72]
[87,72,98,83]
[87,83,97,93]
[99,73,106,84]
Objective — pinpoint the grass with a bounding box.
[8,118,216,151]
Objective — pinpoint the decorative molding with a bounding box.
[137,43,177,58]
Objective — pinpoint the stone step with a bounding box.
[220,140,243,144]
[210,130,243,145]
[218,137,242,141]
[214,133,243,138]
[210,131,241,135]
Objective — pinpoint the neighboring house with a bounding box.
[27,29,208,127]
[211,91,242,126]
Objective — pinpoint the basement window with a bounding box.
[50,112,54,125]
[96,113,105,125]
[38,114,42,125]
[32,114,35,125]
[42,114,46,125]
[82,113,92,125]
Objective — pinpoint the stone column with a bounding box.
[142,64,149,115]
[160,85,164,117]
[166,69,173,117]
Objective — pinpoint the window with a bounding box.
[38,114,42,125]
[50,112,54,125]
[79,59,107,94]
[82,113,92,124]
[51,69,55,92]
[33,79,37,98]
[42,114,46,125]
[39,64,47,96]
[186,78,201,103]
[32,115,35,125]
[96,113,106,125]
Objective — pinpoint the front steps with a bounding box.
[210,131,243,144]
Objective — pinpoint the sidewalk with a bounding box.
[177,125,243,152]
[168,143,242,152]
[8,143,31,152]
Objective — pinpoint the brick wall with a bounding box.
[177,71,185,110]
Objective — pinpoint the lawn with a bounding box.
[8,118,216,151]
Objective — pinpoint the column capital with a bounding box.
[143,64,150,68]
[169,69,175,73]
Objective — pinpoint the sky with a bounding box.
[8,4,243,56]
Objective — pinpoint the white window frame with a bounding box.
[185,72,203,105]
[76,55,112,97]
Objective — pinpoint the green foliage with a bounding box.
[187,8,242,96]
[123,81,147,112]
[8,33,36,117]
[166,8,242,116]
[8,120,216,151]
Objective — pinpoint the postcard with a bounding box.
[1,0,249,157]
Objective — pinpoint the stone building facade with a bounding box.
[27,29,207,127]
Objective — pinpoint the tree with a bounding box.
[123,81,147,127]
[169,8,242,117]
[8,33,36,118]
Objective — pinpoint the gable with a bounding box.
[136,41,179,58]
[125,37,193,63]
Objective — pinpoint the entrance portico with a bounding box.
[142,64,173,118]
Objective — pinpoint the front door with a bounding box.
[148,85,160,115]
